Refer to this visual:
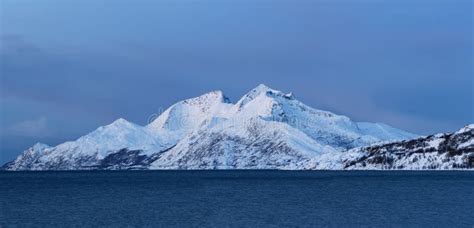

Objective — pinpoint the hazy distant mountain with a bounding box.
[3,84,472,170]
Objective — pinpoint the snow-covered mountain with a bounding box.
[3,84,472,170]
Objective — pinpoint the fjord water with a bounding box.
[1,171,473,227]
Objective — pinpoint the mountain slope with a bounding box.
[338,125,474,170]
[4,119,170,170]
[150,117,336,169]
[3,143,51,170]
[231,84,417,150]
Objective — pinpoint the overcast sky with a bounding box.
[1,0,473,163]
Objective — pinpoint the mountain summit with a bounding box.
[3,85,472,170]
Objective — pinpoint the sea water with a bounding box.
[1,171,473,227]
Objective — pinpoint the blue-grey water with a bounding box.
[1,171,473,227]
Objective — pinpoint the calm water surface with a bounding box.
[1,171,473,227]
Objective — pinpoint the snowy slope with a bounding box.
[150,117,336,169]
[4,84,454,171]
[232,84,417,149]
[146,90,234,143]
[3,143,51,170]
[338,124,474,170]
[5,119,169,170]
[148,84,416,169]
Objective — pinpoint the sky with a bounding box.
[0,0,473,164]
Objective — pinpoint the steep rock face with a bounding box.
[342,125,474,170]
[3,84,424,170]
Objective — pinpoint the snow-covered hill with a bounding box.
[3,84,471,170]
[339,124,474,170]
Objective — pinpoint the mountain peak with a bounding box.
[31,143,50,152]
[457,124,474,134]
[147,89,233,133]
[113,118,129,124]
[107,118,134,128]
[237,84,283,108]
[254,83,272,92]
[33,142,50,148]
[183,90,231,105]
[251,84,282,95]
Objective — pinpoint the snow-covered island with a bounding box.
[3,84,473,170]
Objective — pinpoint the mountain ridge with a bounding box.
[3,84,472,170]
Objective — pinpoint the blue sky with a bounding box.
[1,0,473,163]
